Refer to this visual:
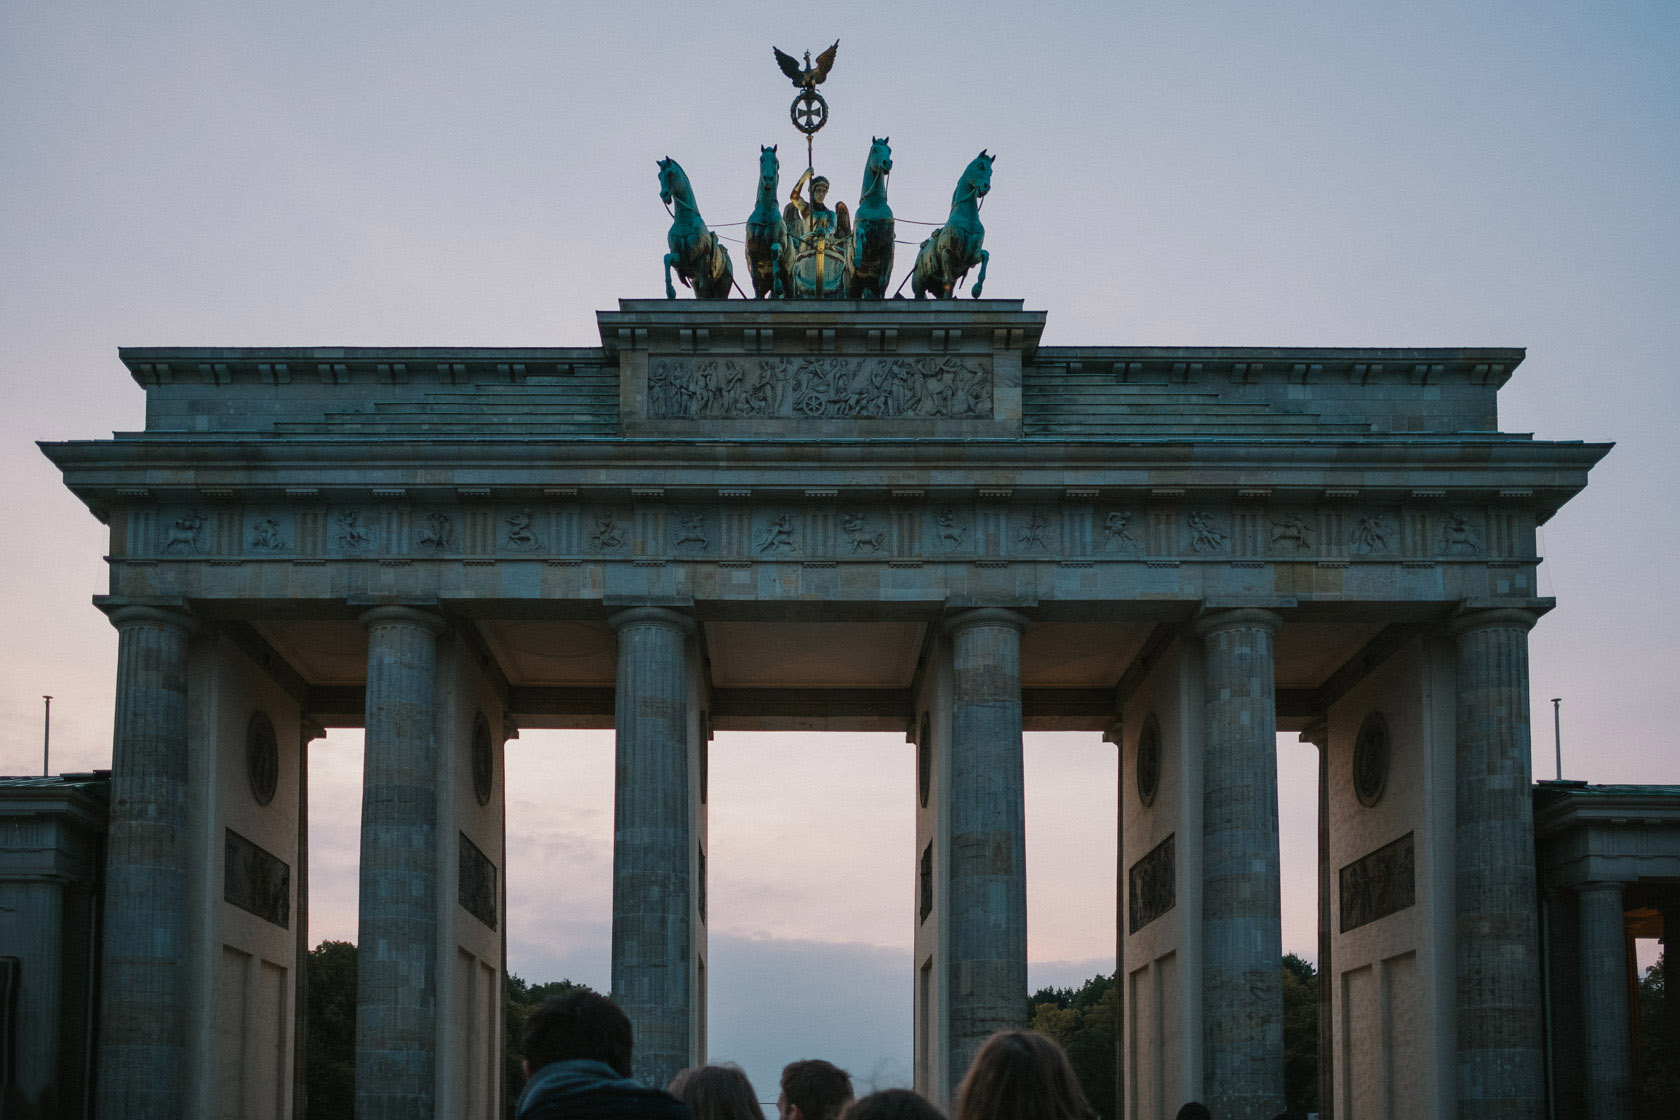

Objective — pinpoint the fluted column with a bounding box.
[96,605,195,1117]
[1196,607,1285,1120]
[610,607,696,1088]
[944,608,1029,1084]
[356,606,445,1120]
[1578,882,1632,1120]
[1450,608,1545,1119]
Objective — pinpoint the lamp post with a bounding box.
[42,694,52,776]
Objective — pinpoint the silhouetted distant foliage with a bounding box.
[1280,953,1318,1115]
[1639,952,1678,1119]
[1032,957,1318,1120]
[306,940,357,1120]
[304,941,593,1119]
[1030,972,1116,1120]
[505,973,595,1114]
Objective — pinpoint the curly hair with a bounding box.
[951,1031,1095,1120]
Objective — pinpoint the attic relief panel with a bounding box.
[647,355,992,420]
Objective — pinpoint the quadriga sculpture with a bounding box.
[658,157,734,300]
[745,145,793,298]
[912,150,994,300]
[846,137,894,299]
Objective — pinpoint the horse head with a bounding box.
[758,144,779,193]
[658,157,690,207]
[963,149,994,200]
[868,136,893,177]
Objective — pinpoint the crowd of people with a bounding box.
[513,990,1272,1120]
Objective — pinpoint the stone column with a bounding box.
[1449,608,1545,1120]
[610,607,696,1088]
[1578,882,1632,1120]
[1302,722,1334,1120]
[944,608,1029,1085]
[96,605,196,1118]
[356,606,445,1120]
[1195,607,1285,1120]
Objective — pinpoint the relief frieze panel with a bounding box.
[121,499,1534,571]
[647,354,993,420]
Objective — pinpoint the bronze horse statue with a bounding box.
[658,157,733,299]
[745,145,792,298]
[846,137,894,299]
[912,150,993,299]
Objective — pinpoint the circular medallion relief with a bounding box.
[1136,714,1162,808]
[1353,712,1391,808]
[245,710,278,807]
[471,713,494,807]
[918,712,932,809]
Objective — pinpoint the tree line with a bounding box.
[303,942,1677,1120]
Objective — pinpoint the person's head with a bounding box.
[779,1059,854,1120]
[521,990,633,1080]
[1173,1105,1212,1120]
[811,177,830,203]
[667,1064,763,1120]
[951,1031,1094,1120]
[842,1088,946,1120]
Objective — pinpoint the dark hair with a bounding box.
[842,1089,946,1120]
[668,1064,763,1120]
[782,1059,854,1120]
[1174,1105,1212,1120]
[951,1031,1095,1120]
[522,990,633,1077]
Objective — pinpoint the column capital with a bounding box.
[1446,605,1541,637]
[1299,720,1329,749]
[1576,879,1628,899]
[104,604,198,635]
[358,605,446,634]
[1192,606,1282,639]
[942,607,1029,636]
[608,606,696,635]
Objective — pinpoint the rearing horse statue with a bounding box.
[912,150,994,300]
[745,145,792,298]
[846,137,894,299]
[658,157,734,300]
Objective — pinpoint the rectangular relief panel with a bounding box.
[1338,832,1415,933]
[458,832,498,931]
[1128,833,1175,934]
[224,829,291,929]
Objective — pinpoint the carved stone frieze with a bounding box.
[504,508,541,551]
[162,509,208,553]
[458,832,497,930]
[1128,832,1175,934]
[1351,511,1395,555]
[1338,831,1415,932]
[224,828,290,929]
[647,354,993,420]
[123,499,1533,571]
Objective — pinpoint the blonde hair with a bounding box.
[951,1031,1095,1120]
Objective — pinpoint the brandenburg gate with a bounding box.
[43,299,1605,1118]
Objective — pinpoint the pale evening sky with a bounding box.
[2,0,1677,1097]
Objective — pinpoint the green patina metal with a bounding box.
[913,150,993,300]
[656,45,993,301]
[658,157,733,300]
